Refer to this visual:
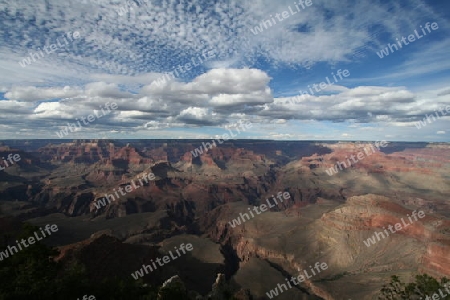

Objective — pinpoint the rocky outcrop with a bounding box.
[421,242,450,278]
[204,194,450,299]
[157,273,253,300]
[55,234,161,283]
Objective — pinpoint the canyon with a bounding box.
[0,139,449,299]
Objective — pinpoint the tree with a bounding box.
[379,274,450,300]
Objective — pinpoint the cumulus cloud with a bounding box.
[1,68,448,140]
[5,86,82,102]
[85,82,134,99]
[177,107,222,126]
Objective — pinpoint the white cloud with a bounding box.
[0,0,448,140]
[1,0,446,86]
[5,86,82,102]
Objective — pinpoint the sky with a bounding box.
[0,0,449,141]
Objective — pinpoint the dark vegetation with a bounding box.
[0,222,158,300]
[379,274,450,299]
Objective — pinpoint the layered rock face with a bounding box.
[38,140,154,165]
[1,140,449,299]
[205,195,450,299]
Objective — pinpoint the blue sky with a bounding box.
[0,0,449,141]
